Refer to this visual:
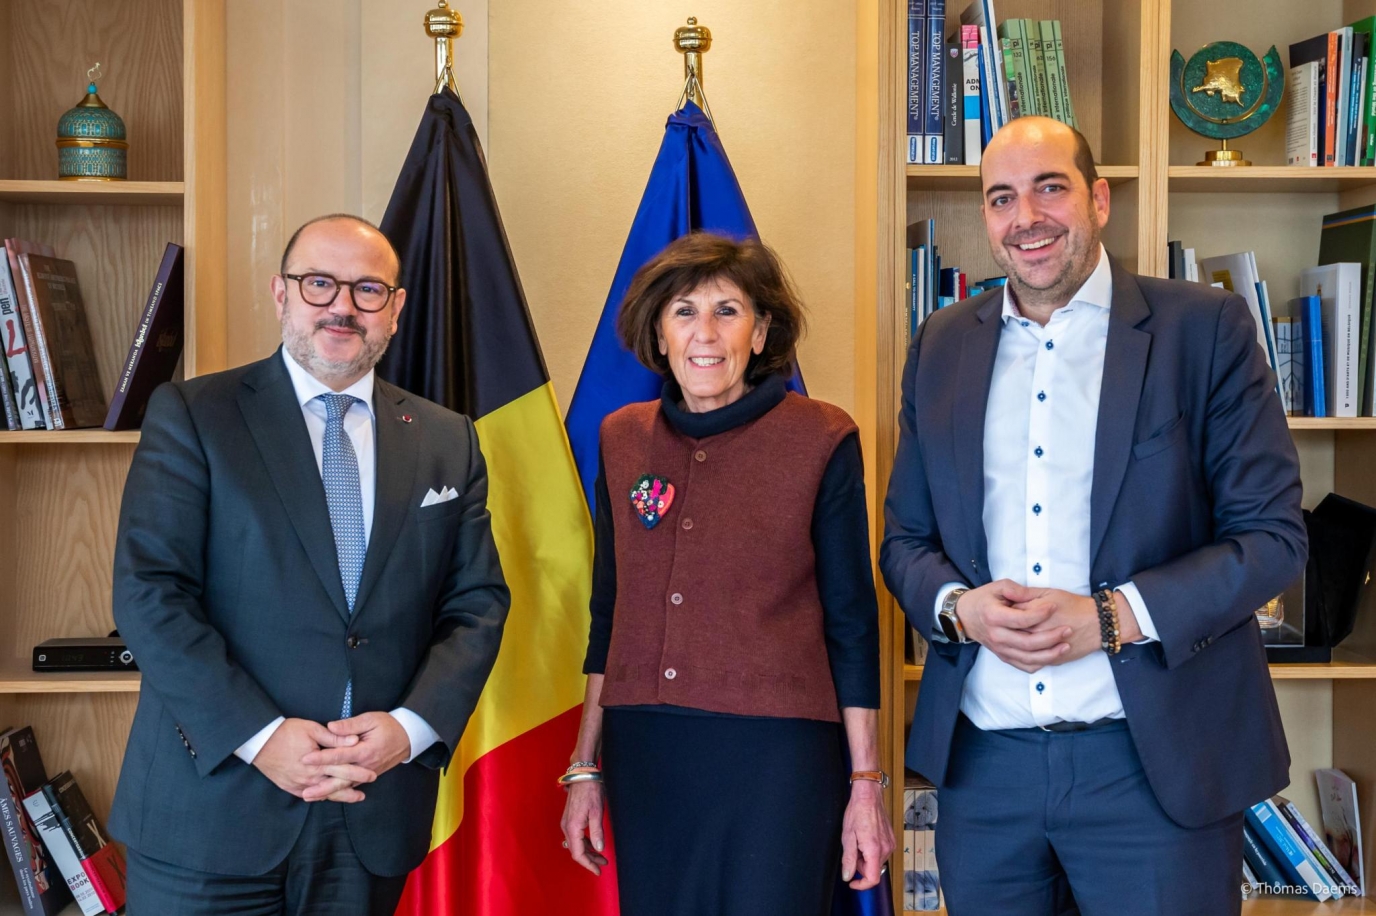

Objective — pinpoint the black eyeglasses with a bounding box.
[284,273,398,313]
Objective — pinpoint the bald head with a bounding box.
[981,117,1098,191]
[280,214,401,285]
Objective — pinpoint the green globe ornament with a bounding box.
[1170,41,1284,166]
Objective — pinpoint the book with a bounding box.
[1315,768,1364,894]
[20,788,102,916]
[1347,32,1368,165]
[1243,820,1289,893]
[1197,251,1271,357]
[943,43,964,165]
[1280,797,1358,893]
[0,252,44,429]
[961,26,982,164]
[1349,16,1376,164]
[960,0,1007,130]
[1245,800,1331,899]
[1301,262,1361,417]
[922,0,945,163]
[1274,317,1296,414]
[1256,280,1281,395]
[906,0,925,164]
[996,21,1028,116]
[4,239,57,428]
[17,254,107,430]
[0,337,17,430]
[1287,62,1321,165]
[1295,295,1327,416]
[1039,20,1065,124]
[1184,247,1198,283]
[1336,28,1354,167]
[1328,31,1342,164]
[998,39,1021,120]
[1291,34,1332,165]
[0,728,69,916]
[1052,20,1076,128]
[1318,204,1376,415]
[104,243,185,430]
[44,772,125,914]
[903,780,940,910]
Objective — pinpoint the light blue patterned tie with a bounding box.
[319,393,364,718]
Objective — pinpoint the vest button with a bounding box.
[664,668,677,679]
[694,450,707,462]
[670,593,683,605]
[682,518,693,530]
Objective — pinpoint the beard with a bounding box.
[991,210,1102,309]
[281,303,393,383]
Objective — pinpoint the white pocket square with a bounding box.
[420,486,458,507]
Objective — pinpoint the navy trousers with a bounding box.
[125,800,408,916]
[936,715,1244,916]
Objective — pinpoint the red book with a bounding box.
[1328,31,1341,165]
[43,773,125,914]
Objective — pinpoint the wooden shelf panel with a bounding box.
[1289,418,1376,431]
[906,652,1376,682]
[0,180,184,206]
[0,430,140,445]
[906,164,1139,191]
[1241,896,1376,913]
[1169,166,1376,193]
[0,658,139,694]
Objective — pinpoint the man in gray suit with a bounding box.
[110,214,510,914]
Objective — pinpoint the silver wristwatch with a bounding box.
[937,588,970,643]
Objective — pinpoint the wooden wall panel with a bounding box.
[4,446,135,663]
[0,0,183,181]
[6,204,184,400]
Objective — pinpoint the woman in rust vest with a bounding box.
[558,232,894,915]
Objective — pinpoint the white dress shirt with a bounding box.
[934,247,1160,730]
[233,349,440,765]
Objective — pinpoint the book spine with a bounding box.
[0,343,17,430]
[1287,64,1319,166]
[998,22,1027,116]
[1052,20,1076,128]
[0,792,39,916]
[1306,295,1328,416]
[1243,821,1290,892]
[1039,20,1064,123]
[944,44,964,164]
[1275,318,1294,414]
[1247,802,1331,899]
[999,39,1021,119]
[962,27,982,163]
[983,0,1008,126]
[1348,39,1365,165]
[1286,800,1359,891]
[1358,54,1371,166]
[907,0,925,164]
[15,257,63,431]
[977,47,993,148]
[20,793,102,916]
[1364,25,1376,164]
[1337,30,1353,166]
[1024,21,1048,117]
[1328,33,1341,165]
[0,250,45,429]
[923,0,945,163]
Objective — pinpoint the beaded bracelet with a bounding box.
[1094,589,1121,655]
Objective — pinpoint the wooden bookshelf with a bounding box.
[866,0,1376,910]
[0,0,225,902]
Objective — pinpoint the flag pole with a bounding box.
[424,0,463,95]
[674,17,716,126]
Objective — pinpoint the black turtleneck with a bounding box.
[582,374,880,711]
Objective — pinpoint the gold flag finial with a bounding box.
[673,17,714,123]
[425,1,463,95]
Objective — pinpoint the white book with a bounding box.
[962,38,982,165]
[1315,769,1364,895]
[1275,317,1295,413]
[1301,263,1362,417]
[1197,251,1270,357]
[1336,28,1354,167]
[1184,247,1198,283]
[1287,62,1320,166]
[21,790,104,916]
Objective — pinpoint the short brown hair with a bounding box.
[617,232,806,383]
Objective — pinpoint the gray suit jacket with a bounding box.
[109,351,509,876]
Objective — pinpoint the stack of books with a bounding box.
[904,218,1006,344]
[0,240,185,432]
[1243,774,1364,901]
[1286,18,1376,167]
[907,0,1077,165]
[0,726,126,916]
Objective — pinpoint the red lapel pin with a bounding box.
[400,415,413,423]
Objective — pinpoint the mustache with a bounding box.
[315,314,365,338]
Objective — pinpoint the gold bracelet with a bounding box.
[556,771,603,788]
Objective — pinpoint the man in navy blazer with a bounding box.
[880,118,1305,914]
[110,215,510,914]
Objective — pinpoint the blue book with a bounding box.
[1246,801,1331,900]
[940,267,960,299]
[907,0,926,164]
[977,51,994,148]
[1243,821,1290,893]
[923,0,946,163]
[1349,33,1367,166]
[1294,295,1328,417]
[910,248,920,336]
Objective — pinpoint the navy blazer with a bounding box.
[109,351,510,876]
[880,258,1306,828]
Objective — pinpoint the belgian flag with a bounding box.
[379,87,617,916]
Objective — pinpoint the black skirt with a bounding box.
[601,707,849,916]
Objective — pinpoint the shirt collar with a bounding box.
[280,346,375,415]
[1001,244,1112,323]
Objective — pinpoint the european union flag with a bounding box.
[564,101,802,511]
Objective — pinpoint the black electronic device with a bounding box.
[32,638,137,672]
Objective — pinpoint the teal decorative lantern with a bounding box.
[56,63,127,180]
[1170,42,1284,166]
